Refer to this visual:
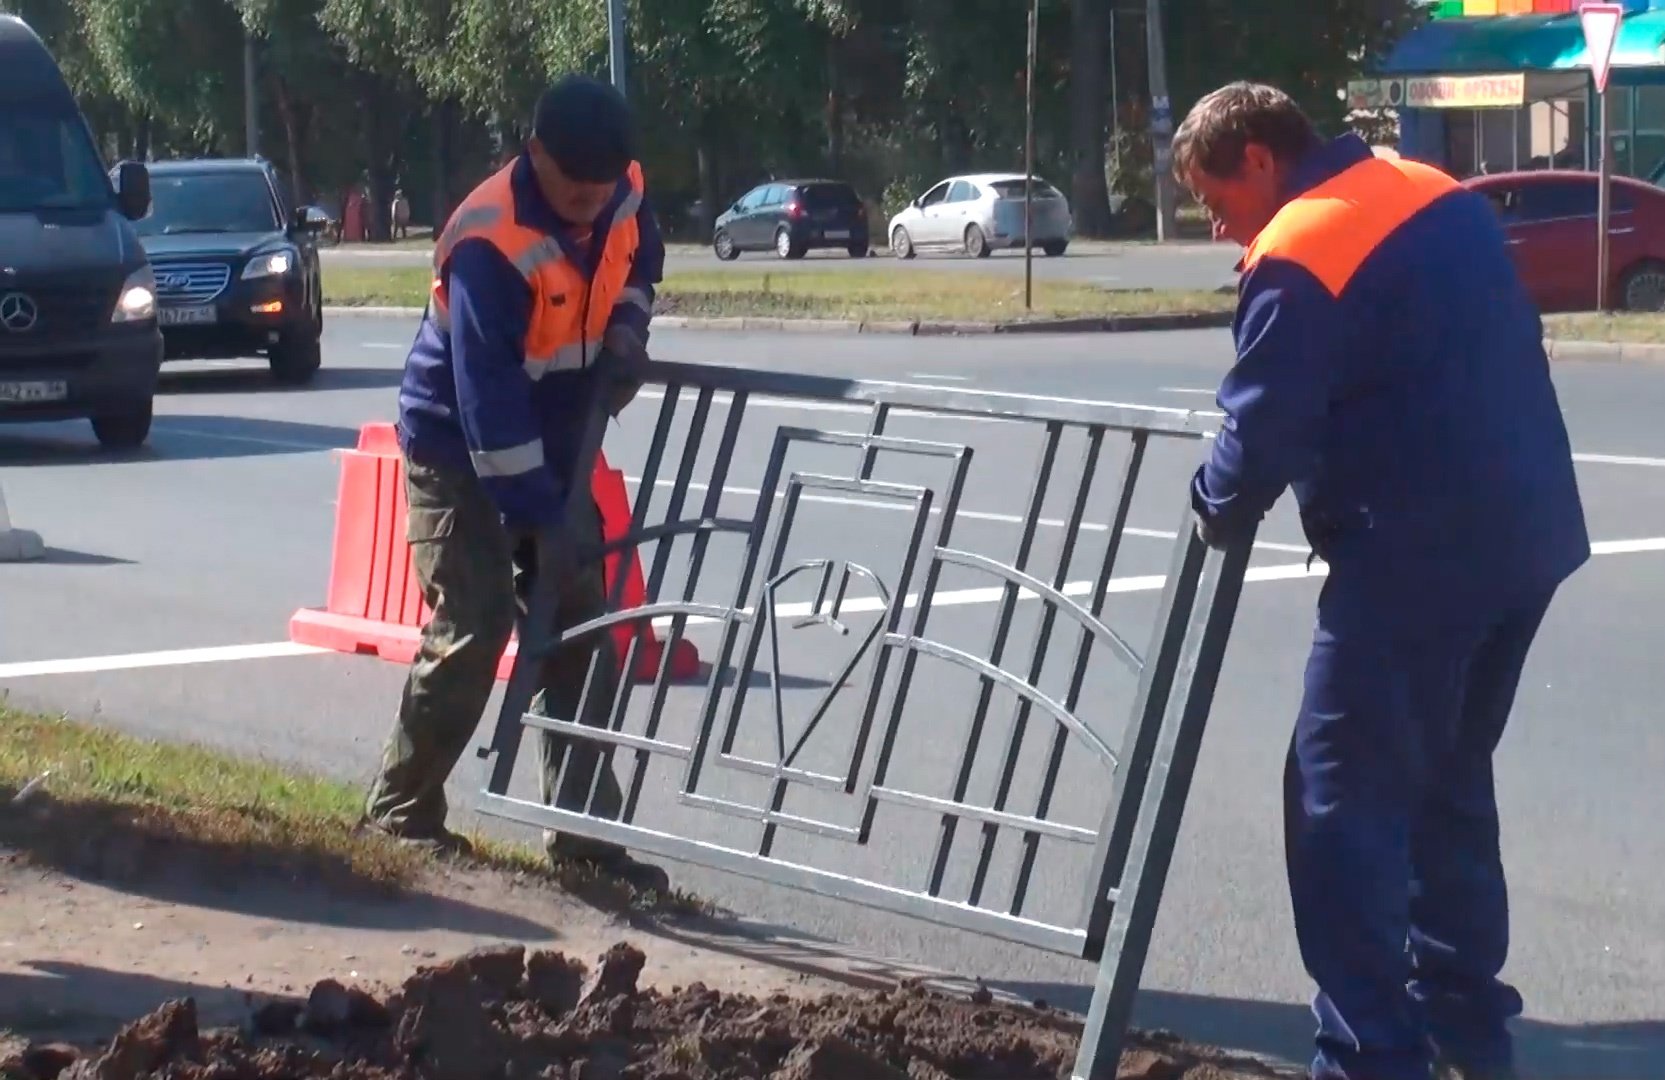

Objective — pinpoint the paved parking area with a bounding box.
[3,318,1663,1076]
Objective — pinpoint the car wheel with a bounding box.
[270,327,323,386]
[775,227,805,260]
[713,229,740,261]
[1043,240,1068,257]
[91,399,154,451]
[964,224,991,259]
[891,226,915,260]
[1619,259,1665,311]
[847,242,868,258]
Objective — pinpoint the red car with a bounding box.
[1462,169,1665,313]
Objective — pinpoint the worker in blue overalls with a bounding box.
[1170,81,1590,1080]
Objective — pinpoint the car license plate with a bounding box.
[0,380,68,404]
[824,229,850,240]
[159,305,217,326]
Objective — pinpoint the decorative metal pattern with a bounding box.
[473,360,1256,1080]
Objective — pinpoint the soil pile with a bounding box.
[0,942,1282,1080]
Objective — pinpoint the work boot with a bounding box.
[360,818,475,858]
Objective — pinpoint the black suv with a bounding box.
[712,179,870,260]
[132,158,327,384]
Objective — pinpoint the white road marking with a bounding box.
[621,475,1315,554]
[1573,452,1665,469]
[0,642,326,679]
[7,536,1665,679]
[1158,387,1218,396]
[154,424,344,452]
[908,373,970,382]
[363,342,407,350]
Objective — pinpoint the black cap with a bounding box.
[532,74,635,184]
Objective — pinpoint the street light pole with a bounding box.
[1024,0,1037,311]
[607,0,628,96]
[1144,0,1177,241]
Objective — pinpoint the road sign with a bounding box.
[1581,2,1624,95]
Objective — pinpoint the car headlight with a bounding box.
[242,251,295,279]
[111,264,155,323]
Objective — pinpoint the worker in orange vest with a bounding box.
[363,74,669,895]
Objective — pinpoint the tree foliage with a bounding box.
[8,0,1420,238]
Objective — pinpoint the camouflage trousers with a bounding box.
[363,453,626,864]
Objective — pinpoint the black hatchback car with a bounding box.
[132,158,328,384]
[712,179,869,260]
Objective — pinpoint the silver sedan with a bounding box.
[887,173,1074,259]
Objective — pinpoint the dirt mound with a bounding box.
[0,942,1283,1080]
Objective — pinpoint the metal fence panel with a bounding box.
[470,359,1256,1079]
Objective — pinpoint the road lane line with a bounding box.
[1573,452,1665,468]
[363,342,407,349]
[0,642,327,679]
[620,475,1315,554]
[1158,387,1217,396]
[909,373,970,382]
[8,536,1664,679]
[153,424,346,452]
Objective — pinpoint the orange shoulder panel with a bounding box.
[1241,157,1459,297]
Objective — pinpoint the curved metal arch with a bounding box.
[888,634,1119,769]
[932,547,1142,673]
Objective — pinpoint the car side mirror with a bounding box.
[297,205,330,233]
[113,160,150,221]
[911,197,922,209]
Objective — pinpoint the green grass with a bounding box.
[1542,312,1665,345]
[0,707,701,913]
[322,264,1235,323]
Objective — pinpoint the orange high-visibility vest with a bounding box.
[427,159,645,379]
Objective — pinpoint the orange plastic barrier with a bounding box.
[289,423,702,683]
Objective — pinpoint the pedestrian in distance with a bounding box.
[361,72,671,895]
[1171,81,1590,1080]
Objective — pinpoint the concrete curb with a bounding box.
[1543,337,1665,363]
[322,305,1236,335]
[321,306,1662,357]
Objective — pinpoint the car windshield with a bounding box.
[0,110,111,214]
[989,179,1063,199]
[135,171,279,235]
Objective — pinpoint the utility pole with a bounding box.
[1023,0,1037,310]
[607,0,628,96]
[243,26,260,158]
[1144,0,1177,242]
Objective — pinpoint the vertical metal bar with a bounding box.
[968,427,1103,909]
[1011,430,1147,915]
[682,430,796,795]
[830,403,891,614]
[1070,533,1254,1080]
[1024,0,1037,310]
[547,383,681,814]
[1598,83,1612,312]
[607,0,628,95]
[849,446,973,801]
[924,421,1063,898]
[622,392,750,820]
[1077,498,1206,954]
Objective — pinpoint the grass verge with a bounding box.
[0,706,702,915]
[322,264,1234,323]
[1542,312,1665,344]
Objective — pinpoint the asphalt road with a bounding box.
[4,319,1665,1077]
[323,239,1245,292]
